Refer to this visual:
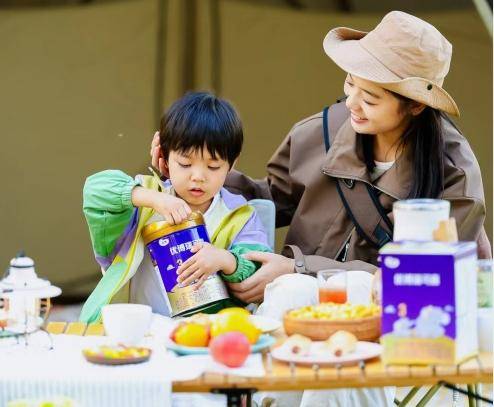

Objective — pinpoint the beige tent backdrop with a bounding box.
[0,0,492,300]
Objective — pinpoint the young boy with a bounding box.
[80,92,271,323]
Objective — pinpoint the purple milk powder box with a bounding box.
[379,241,478,365]
[142,212,229,316]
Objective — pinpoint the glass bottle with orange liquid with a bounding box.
[317,269,348,304]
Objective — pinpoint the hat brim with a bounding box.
[323,27,460,116]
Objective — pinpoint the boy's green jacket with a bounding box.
[80,170,271,323]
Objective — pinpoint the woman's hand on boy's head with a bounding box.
[150,131,169,179]
[176,243,234,290]
[152,192,191,225]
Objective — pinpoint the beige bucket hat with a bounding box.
[323,11,460,116]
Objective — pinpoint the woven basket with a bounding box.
[283,313,381,342]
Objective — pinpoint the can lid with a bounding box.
[142,211,205,245]
[393,199,450,212]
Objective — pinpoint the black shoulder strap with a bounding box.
[335,181,381,249]
[322,106,330,153]
[322,102,393,249]
[365,184,394,232]
[322,101,349,152]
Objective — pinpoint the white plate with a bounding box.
[249,315,282,333]
[271,341,382,366]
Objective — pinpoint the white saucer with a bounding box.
[249,315,282,333]
[271,341,382,366]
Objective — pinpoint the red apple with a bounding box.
[209,332,251,367]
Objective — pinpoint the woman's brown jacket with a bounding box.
[226,104,489,275]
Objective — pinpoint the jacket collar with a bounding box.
[321,118,413,200]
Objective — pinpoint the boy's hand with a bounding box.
[152,192,192,225]
[176,243,236,290]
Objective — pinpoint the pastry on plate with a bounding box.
[323,330,357,357]
[282,334,312,356]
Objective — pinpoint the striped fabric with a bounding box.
[0,333,171,407]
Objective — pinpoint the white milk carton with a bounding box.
[379,241,478,365]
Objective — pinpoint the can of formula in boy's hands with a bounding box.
[142,212,229,317]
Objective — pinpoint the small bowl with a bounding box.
[102,304,152,345]
[83,346,152,365]
[283,313,381,342]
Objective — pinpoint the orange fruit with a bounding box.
[174,323,209,347]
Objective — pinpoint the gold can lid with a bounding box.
[142,211,205,245]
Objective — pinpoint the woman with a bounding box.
[153,11,489,302]
[152,11,489,406]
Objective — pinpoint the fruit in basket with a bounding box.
[210,312,261,344]
[210,332,251,367]
[173,322,210,347]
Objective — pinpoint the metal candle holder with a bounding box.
[0,251,61,349]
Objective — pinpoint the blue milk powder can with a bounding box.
[142,212,229,316]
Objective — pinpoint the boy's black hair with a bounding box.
[159,92,243,167]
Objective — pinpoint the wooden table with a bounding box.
[46,322,493,407]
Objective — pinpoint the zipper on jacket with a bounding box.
[342,240,350,262]
[335,227,355,262]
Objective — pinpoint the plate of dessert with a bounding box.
[271,330,382,366]
[82,345,152,365]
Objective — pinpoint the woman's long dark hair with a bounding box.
[357,96,446,199]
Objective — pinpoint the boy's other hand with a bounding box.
[150,132,168,179]
[176,243,235,290]
[152,192,192,225]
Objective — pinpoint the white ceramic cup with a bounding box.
[477,307,493,352]
[102,304,152,345]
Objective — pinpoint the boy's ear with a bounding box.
[159,157,170,179]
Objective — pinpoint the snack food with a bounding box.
[82,345,151,365]
[323,330,357,357]
[287,303,381,320]
[281,334,312,356]
[283,303,381,341]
